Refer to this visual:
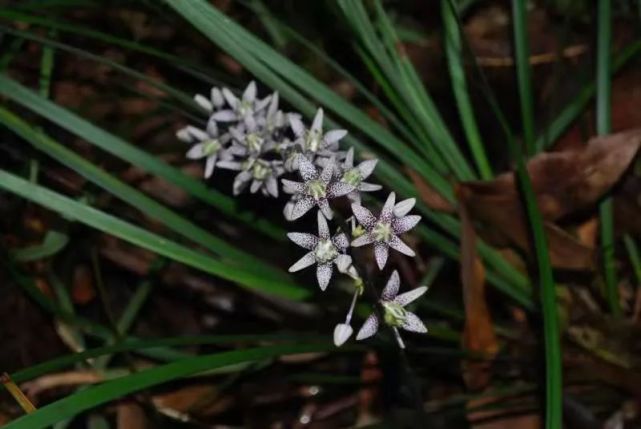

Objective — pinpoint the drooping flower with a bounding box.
[281,156,354,220]
[288,211,351,290]
[210,81,271,123]
[339,148,382,203]
[351,192,421,269]
[356,271,428,348]
[177,124,231,178]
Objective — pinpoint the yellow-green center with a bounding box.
[314,239,338,263]
[252,161,270,180]
[341,167,362,187]
[306,179,327,200]
[202,139,221,156]
[383,301,407,327]
[305,129,322,152]
[373,221,392,243]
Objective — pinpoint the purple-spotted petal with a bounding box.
[351,233,375,247]
[389,236,415,257]
[317,210,330,240]
[332,232,349,250]
[380,192,396,222]
[394,286,428,306]
[287,233,319,250]
[320,159,334,183]
[298,156,318,182]
[291,196,316,220]
[374,242,389,270]
[327,181,354,198]
[281,179,305,194]
[316,263,333,291]
[382,270,400,301]
[289,251,316,272]
[318,199,333,219]
[356,314,379,340]
[392,215,421,234]
[401,312,428,334]
[351,204,376,229]
[357,159,377,178]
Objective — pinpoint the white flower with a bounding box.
[218,158,284,198]
[287,211,351,290]
[289,108,347,155]
[339,148,382,203]
[281,156,354,220]
[178,124,231,178]
[351,192,421,269]
[356,271,428,347]
[210,81,271,123]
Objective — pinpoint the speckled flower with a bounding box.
[288,211,351,290]
[218,158,284,197]
[178,124,231,178]
[356,271,428,348]
[289,108,347,155]
[210,81,271,123]
[281,156,354,220]
[339,148,382,203]
[351,192,421,269]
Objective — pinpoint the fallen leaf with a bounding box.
[117,402,148,429]
[458,191,498,390]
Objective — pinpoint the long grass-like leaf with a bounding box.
[4,343,330,429]
[596,0,620,317]
[0,105,289,284]
[511,0,536,156]
[0,75,285,241]
[0,169,309,300]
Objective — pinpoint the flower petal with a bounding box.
[327,181,354,198]
[401,312,428,334]
[333,323,353,347]
[351,204,376,229]
[243,80,256,102]
[311,108,324,132]
[389,236,415,257]
[394,198,416,217]
[382,270,400,301]
[211,87,224,107]
[324,129,347,144]
[392,215,421,235]
[289,251,316,272]
[358,182,382,192]
[320,159,334,183]
[216,160,243,171]
[356,159,378,178]
[291,196,315,220]
[186,125,209,141]
[332,232,349,250]
[194,94,213,111]
[298,156,318,182]
[186,143,205,159]
[356,314,379,340]
[394,286,429,306]
[206,119,218,136]
[374,242,389,270]
[250,180,261,194]
[281,179,305,194]
[316,263,333,291]
[334,254,352,272]
[380,192,396,222]
[316,210,330,240]
[266,175,279,198]
[351,233,374,247]
[211,110,238,122]
[232,171,251,195]
[204,155,217,178]
[318,199,333,219]
[287,232,319,250]
[222,87,239,109]
[343,147,355,168]
[289,114,305,137]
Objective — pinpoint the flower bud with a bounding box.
[333,323,353,347]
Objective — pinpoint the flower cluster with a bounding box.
[179,82,429,348]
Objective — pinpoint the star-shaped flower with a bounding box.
[351,192,421,269]
[177,124,231,178]
[218,158,283,197]
[289,108,347,155]
[339,148,382,203]
[210,81,271,123]
[287,211,351,290]
[356,271,428,347]
[281,156,354,220]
